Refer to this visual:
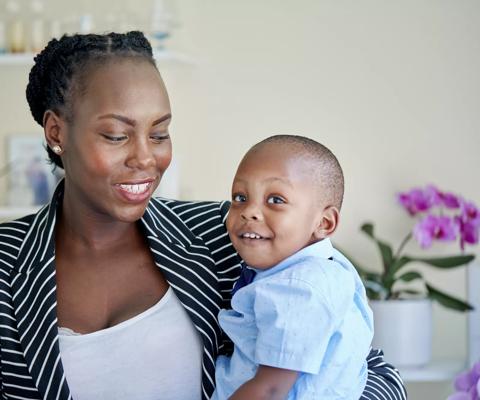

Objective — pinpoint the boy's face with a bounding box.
[226,144,328,269]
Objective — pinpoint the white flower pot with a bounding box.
[370,299,432,367]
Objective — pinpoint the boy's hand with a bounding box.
[229,365,298,400]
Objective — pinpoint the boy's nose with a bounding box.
[241,204,262,221]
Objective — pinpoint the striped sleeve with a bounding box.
[361,348,407,400]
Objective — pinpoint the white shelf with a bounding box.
[400,360,466,382]
[0,53,35,65]
[0,206,41,219]
[153,49,195,65]
[0,50,194,66]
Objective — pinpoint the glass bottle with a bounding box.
[6,0,25,53]
[29,0,45,53]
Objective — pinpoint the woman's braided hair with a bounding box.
[26,31,156,168]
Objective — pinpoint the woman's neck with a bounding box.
[58,189,141,252]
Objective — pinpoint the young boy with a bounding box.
[212,135,374,400]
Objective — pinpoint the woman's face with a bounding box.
[61,58,172,223]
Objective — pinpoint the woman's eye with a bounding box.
[150,133,170,142]
[233,194,247,202]
[102,134,127,142]
[267,196,285,204]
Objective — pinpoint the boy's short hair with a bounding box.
[250,135,345,210]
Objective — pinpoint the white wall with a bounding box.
[1,1,479,398]
[168,5,479,397]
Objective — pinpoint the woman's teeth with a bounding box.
[119,183,150,194]
[242,232,262,239]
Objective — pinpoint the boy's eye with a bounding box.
[233,194,247,202]
[267,196,285,204]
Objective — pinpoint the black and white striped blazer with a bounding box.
[0,183,407,400]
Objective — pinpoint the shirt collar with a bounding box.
[252,238,334,278]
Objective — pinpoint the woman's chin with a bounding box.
[111,201,151,223]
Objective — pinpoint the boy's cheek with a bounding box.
[225,210,237,233]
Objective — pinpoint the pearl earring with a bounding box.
[52,145,62,154]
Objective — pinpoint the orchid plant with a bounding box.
[448,361,480,400]
[349,185,479,312]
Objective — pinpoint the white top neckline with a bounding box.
[58,286,203,400]
[58,287,173,339]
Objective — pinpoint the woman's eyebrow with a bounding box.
[98,113,136,126]
[152,113,172,126]
[97,113,172,127]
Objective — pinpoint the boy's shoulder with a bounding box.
[265,246,356,283]
[286,253,355,289]
[252,249,359,312]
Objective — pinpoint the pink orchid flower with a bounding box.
[448,361,480,400]
[398,186,479,249]
[413,215,457,248]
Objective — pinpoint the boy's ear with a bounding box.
[312,206,340,241]
[44,110,67,150]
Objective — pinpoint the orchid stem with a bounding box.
[394,232,413,260]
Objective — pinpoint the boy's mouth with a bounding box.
[240,232,267,240]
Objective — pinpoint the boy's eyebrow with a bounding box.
[265,177,294,187]
[235,177,294,187]
[97,113,172,127]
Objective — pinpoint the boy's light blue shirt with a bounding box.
[212,239,374,400]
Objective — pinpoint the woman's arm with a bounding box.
[361,348,407,400]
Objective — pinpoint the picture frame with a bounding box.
[4,135,61,207]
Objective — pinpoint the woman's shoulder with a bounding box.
[0,214,35,271]
[0,214,34,237]
[148,198,240,281]
[150,197,231,227]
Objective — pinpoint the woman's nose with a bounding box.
[126,138,155,170]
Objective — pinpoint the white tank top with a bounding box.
[58,287,203,400]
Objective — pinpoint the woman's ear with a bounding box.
[44,110,66,151]
[312,206,340,241]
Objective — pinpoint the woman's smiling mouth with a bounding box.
[119,182,152,194]
[114,179,156,203]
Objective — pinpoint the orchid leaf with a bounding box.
[361,223,375,237]
[390,289,423,299]
[426,283,474,312]
[387,256,412,279]
[386,254,473,282]
[396,271,423,282]
[397,289,423,296]
[360,223,394,271]
[405,255,475,268]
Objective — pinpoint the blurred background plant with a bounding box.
[346,185,479,312]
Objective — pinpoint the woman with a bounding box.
[0,32,406,399]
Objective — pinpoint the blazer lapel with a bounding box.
[141,199,223,395]
[10,182,70,400]
[8,185,223,400]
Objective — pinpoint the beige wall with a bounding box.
[1,1,479,398]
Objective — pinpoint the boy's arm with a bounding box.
[229,365,298,400]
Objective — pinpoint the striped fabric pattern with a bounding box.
[0,183,407,400]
